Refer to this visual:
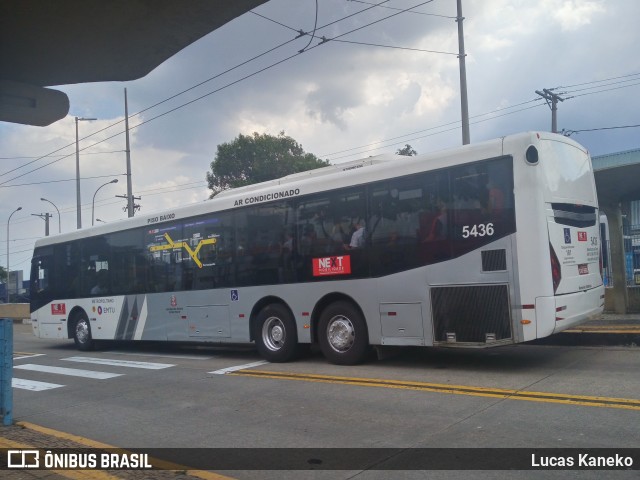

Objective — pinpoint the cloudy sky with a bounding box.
[2,0,640,281]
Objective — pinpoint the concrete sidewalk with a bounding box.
[568,312,640,333]
[534,312,640,346]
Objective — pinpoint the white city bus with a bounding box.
[30,132,605,365]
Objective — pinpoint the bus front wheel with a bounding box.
[255,304,299,363]
[73,312,95,351]
[318,301,369,365]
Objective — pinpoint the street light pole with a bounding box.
[6,206,22,303]
[92,179,119,226]
[40,197,61,233]
[75,116,96,229]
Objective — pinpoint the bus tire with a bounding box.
[318,301,369,365]
[73,312,94,351]
[255,304,299,363]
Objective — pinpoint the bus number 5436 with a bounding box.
[462,223,494,238]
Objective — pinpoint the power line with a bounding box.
[321,98,542,158]
[298,0,319,53]
[253,9,457,55]
[563,124,640,137]
[0,150,125,161]
[567,81,640,99]
[2,0,436,187]
[325,102,546,162]
[0,174,125,189]
[0,0,396,181]
[562,77,640,96]
[552,72,640,91]
[347,0,457,19]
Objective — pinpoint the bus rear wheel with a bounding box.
[255,304,299,363]
[73,312,95,351]
[318,301,369,365]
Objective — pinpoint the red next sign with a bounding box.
[312,255,352,277]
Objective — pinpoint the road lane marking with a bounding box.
[231,369,640,411]
[14,363,122,379]
[564,326,640,334]
[13,352,46,360]
[12,378,64,391]
[103,350,215,360]
[62,356,175,369]
[209,360,269,375]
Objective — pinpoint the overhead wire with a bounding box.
[566,81,640,99]
[0,174,125,189]
[552,72,640,91]
[0,0,435,187]
[298,0,319,53]
[321,98,543,158]
[563,124,640,137]
[1,0,394,181]
[347,0,456,19]
[4,2,639,196]
[253,8,457,55]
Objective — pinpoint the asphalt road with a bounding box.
[4,321,640,479]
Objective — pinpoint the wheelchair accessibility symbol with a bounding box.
[230,289,239,302]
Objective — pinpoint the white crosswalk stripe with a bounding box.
[12,355,179,393]
[14,363,123,379]
[62,356,174,369]
[12,378,64,391]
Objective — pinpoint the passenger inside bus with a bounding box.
[91,269,110,295]
[345,220,366,249]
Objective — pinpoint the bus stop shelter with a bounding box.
[593,149,640,313]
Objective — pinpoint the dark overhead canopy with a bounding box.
[0,0,268,126]
[594,165,640,207]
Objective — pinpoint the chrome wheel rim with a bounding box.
[326,315,355,353]
[76,320,90,344]
[262,316,285,351]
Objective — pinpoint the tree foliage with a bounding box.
[0,266,6,284]
[206,132,329,197]
[396,144,417,156]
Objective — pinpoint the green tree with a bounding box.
[396,144,417,156]
[206,132,329,197]
[0,266,6,284]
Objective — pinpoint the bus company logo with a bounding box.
[92,305,116,315]
[563,228,572,244]
[7,449,40,468]
[577,231,587,242]
[51,303,66,315]
[313,255,351,277]
[170,295,177,307]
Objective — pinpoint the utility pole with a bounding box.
[124,88,135,217]
[535,88,565,133]
[456,0,470,145]
[116,194,141,214]
[75,116,97,229]
[32,213,52,236]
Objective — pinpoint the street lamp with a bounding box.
[41,197,61,233]
[6,206,22,303]
[75,116,97,229]
[92,179,119,226]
